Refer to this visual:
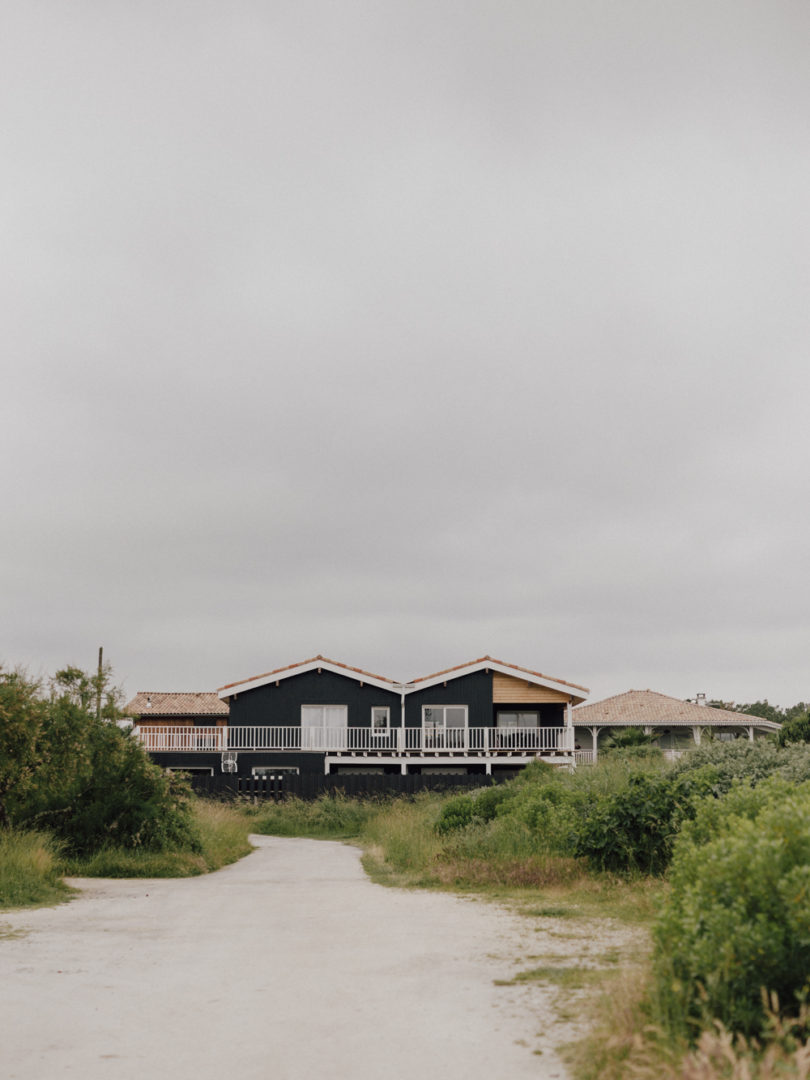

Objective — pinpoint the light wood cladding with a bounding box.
[492,672,569,704]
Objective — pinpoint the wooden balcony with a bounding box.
[134,725,574,756]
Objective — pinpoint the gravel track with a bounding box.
[0,836,578,1079]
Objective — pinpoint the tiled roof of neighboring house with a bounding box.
[573,689,781,729]
[218,655,398,693]
[409,655,589,694]
[126,692,229,718]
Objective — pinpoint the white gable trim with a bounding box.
[408,660,587,703]
[218,659,397,700]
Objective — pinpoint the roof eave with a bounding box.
[218,658,397,699]
[407,658,588,703]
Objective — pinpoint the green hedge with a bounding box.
[653,778,810,1039]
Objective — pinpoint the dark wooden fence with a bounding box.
[189,771,503,802]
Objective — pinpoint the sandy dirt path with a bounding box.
[1,836,577,1080]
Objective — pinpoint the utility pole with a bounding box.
[96,646,103,722]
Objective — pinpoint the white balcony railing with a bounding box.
[134,726,226,751]
[134,725,574,755]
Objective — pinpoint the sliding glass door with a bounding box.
[422,705,468,749]
[301,705,348,749]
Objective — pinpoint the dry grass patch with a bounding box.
[567,971,810,1080]
[432,854,587,889]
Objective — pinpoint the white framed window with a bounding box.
[496,711,539,729]
[166,766,215,775]
[371,706,390,736]
[422,705,468,748]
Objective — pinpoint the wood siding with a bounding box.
[492,673,569,704]
[228,668,402,729]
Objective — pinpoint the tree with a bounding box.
[51,662,124,721]
[777,711,810,747]
[2,661,199,854]
[0,668,46,828]
[734,700,785,725]
[603,727,660,752]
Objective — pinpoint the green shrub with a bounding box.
[437,756,680,870]
[571,767,717,875]
[471,782,514,821]
[778,712,810,747]
[18,702,200,856]
[3,666,202,858]
[672,739,810,790]
[434,793,476,834]
[772,744,810,785]
[66,801,252,878]
[603,728,662,753]
[653,778,810,1039]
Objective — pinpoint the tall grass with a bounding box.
[0,829,72,909]
[251,788,592,889]
[567,972,810,1080]
[361,793,446,881]
[65,801,253,878]
[250,792,383,838]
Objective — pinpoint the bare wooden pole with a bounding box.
[96,646,103,721]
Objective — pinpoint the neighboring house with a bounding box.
[573,689,781,762]
[128,655,589,778]
[126,692,229,774]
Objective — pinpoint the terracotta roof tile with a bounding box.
[409,655,589,694]
[126,692,229,718]
[218,655,397,693]
[573,689,781,728]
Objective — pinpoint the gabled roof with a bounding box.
[126,692,229,718]
[408,656,589,704]
[218,655,398,699]
[573,689,781,730]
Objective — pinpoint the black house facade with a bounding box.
[131,656,588,779]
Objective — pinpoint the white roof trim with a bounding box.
[218,659,397,700]
[407,660,587,703]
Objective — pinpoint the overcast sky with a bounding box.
[3,1,809,708]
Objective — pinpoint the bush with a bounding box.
[17,701,200,856]
[778,712,810,747]
[434,793,476,834]
[434,784,515,835]
[653,778,810,1039]
[67,801,252,878]
[571,768,717,875]
[3,667,201,857]
[435,757,683,872]
[672,739,810,791]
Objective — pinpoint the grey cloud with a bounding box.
[2,0,809,707]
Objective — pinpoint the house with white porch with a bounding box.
[572,689,781,762]
[129,655,589,778]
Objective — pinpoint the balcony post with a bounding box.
[590,726,601,762]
